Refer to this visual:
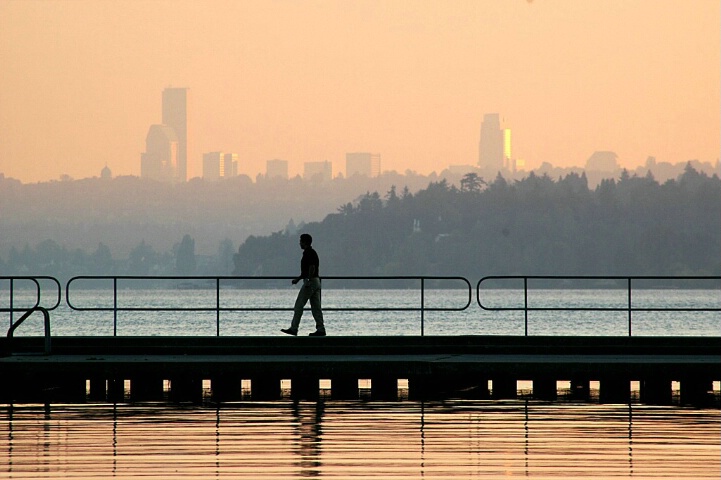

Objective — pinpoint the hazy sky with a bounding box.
[1,0,719,183]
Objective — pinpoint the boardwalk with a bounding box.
[1,336,719,405]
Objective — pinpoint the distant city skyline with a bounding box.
[1,1,718,183]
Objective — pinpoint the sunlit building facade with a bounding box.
[204,152,239,180]
[223,153,238,177]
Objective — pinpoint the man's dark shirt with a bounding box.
[300,247,320,278]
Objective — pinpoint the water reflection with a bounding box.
[1,401,719,479]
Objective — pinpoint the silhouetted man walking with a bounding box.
[281,233,326,336]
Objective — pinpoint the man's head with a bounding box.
[299,233,313,249]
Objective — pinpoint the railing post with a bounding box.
[524,277,528,336]
[628,277,632,337]
[216,278,221,337]
[113,277,118,337]
[9,278,13,329]
[420,277,425,337]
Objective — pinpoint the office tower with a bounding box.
[478,113,504,171]
[141,125,178,182]
[223,153,238,177]
[304,161,332,181]
[266,159,289,179]
[346,152,381,177]
[203,152,239,180]
[203,152,223,181]
[162,88,188,182]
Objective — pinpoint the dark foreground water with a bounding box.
[1,399,719,480]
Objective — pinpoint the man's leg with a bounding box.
[309,282,325,332]
[289,286,311,332]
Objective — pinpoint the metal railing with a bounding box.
[3,275,719,338]
[477,276,721,336]
[65,275,473,336]
[6,306,52,355]
[1,276,62,323]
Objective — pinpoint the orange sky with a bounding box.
[1,0,719,183]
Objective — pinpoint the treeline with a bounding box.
[0,234,237,281]
[233,165,721,279]
[2,165,718,281]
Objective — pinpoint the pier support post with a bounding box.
[88,377,107,401]
[130,376,164,402]
[169,377,203,403]
[211,375,243,402]
[600,377,630,404]
[331,377,358,400]
[640,378,672,405]
[250,377,281,400]
[680,377,713,406]
[570,378,590,400]
[532,378,557,400]
[370,377,398,400]
[492,378,517,399]
[107,378,125,402]
[291,376,319,400]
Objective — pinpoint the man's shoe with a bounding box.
[309,330,326,337]
[281,328,297,336]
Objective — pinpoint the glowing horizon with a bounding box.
[1,0,718,183]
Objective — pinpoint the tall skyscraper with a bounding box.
[346,152,381,177]
[162,88,188,182]
[141,125,178,182]
[478,113,505,171]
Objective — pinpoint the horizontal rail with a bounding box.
[477,276,721,336]
[66,276,473,336]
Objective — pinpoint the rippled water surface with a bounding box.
[1,401,719,480]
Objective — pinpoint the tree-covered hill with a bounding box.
[233,165,721,278]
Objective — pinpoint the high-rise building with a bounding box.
[304,161,332,181]
[223,153,238,177]
[346,152,381,177]
[203,152,239,180]
[203,152,223,181]
[266,159,289,179]
[162,88,188,182]
[478,113,505,171]
[141,125,178,182]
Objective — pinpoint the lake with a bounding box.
[1,400,719,479]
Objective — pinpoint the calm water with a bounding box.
[5,288,720,337]
[1,400,719,480]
